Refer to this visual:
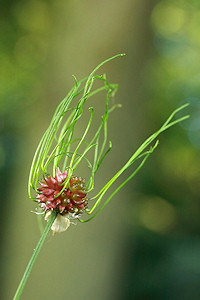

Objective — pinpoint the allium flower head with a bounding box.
[37,168,88,216]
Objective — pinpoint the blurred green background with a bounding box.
[1,0,200,299]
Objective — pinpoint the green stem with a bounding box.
[13,212,57,300]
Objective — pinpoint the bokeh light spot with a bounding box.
[14,35,47,69]
[13,0,50,32]
[139,196,176,233]
[151,3,186,37]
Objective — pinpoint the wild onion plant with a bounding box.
[13,54,189,299]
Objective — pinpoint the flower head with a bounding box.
[37,168,88,216]
[36,168,88,233]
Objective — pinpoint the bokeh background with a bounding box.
[0,0,200,299]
